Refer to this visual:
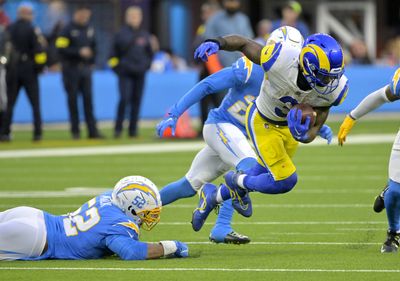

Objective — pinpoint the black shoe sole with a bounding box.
[209,232,251,245]
[373,195,385,213]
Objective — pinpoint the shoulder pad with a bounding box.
[232,56,254,84]
[260,42,282,72]
[331,76,349,106]
[390,68,400,97]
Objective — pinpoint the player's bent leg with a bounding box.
[160,177,196,206]
[192,183,218,232]
[203,123,255,242]
[0,207,47,260]
[381,134,400,253]
[381,179,400,253]
[160,146,228,205]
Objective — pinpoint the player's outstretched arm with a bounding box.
[147,241,188,259]
[106,234,189,260]
[338,85,400,145]
[156,68,241,137]
[194,35,263,65]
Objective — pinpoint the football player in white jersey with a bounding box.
[338,68,400,253]
[191,32,347,230]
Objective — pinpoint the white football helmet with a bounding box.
[267,26,304,49]
[112,176,162,231]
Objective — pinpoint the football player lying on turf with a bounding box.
[0,176,188,260]
[156,27,334,240]
[191,32,347,231]
[338,68,400,253]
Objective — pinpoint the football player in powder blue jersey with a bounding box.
[0,176,188,260]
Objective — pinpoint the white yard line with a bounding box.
[0,187,379,198]
[185,241,380,245]
[157,221,387,226]
[0,134,395,159]
[0,267,399,273]
[0,202,372,208]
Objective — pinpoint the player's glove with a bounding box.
[156,113,178,138]
[338,115,356,146]
[287,108,311,142]
[318,124,333,144]
[173,241,189,258]
[194,40,220,62]
[160,240,189,258]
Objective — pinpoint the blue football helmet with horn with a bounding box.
[300,33,345,95]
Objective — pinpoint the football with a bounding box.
[292,103,317,127]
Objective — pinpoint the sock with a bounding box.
[216,184,232,203]
[215,199,234,227]
[384,179,400,232]
[159,177,196,206]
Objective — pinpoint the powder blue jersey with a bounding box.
[25,192,148,260]
[170,57,264,136]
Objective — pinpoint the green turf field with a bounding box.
[0,118,399,281]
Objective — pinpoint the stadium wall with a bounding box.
[12,66,400,123]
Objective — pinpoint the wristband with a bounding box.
[159,240,177,256]
[205,37,226,49]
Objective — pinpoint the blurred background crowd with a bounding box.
[0,0,398,142]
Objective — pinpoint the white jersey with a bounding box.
[256,41,349,122]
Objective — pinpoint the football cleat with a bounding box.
[381,230,400,253]
[191,184,218,232]
[209,230,251,245]
[224,172,252,217]
[373,185,388,213]
[223,171,253,217]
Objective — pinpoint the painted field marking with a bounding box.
[157,221,387,226]
[0,134,395,159]
[0,267,399,273]
[185,241,381,245]
[0,203,372,208]
[0,187,379,198]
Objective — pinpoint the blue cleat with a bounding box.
[224,172,253,217]
[191,183,218,232]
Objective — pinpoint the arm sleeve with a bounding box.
[350,86,390,120]
[171,67,241,117]
[106,234,148,260]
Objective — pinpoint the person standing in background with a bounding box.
[0,0,9,134]
[193,1,221,135]
[0,3,47,142]
[56,5,103,140]
[203,0,253,68]
[108,6,154,138]
[272,1,309,37]
[254,19,272,45]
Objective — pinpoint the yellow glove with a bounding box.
[338,115,356,146]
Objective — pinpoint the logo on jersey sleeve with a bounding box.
[117,221,140,236]
[390,68,400,96]
[260,43,282,72]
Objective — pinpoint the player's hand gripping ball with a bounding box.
[287,103,316,142]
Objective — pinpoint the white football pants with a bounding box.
[0,206,47,260]
[186,123,256,190]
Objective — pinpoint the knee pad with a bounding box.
[236,157,258,172]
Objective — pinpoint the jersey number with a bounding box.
[274,96,298,118]
[227,95,255,124]
[63,198,101,236]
